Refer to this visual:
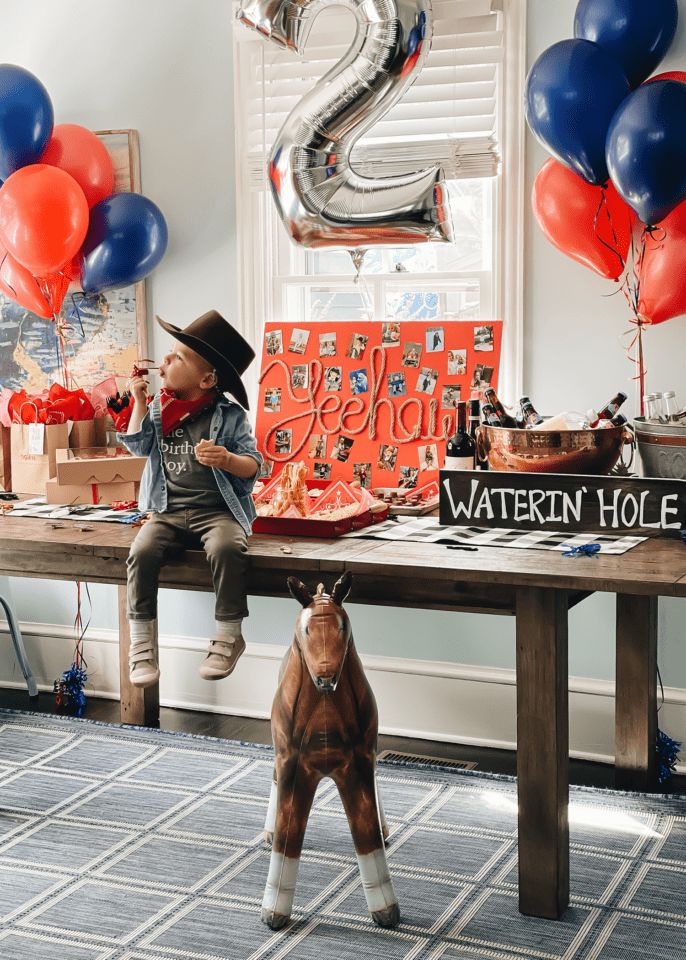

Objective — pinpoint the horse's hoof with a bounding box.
[261,908,290,930]
[262,831,273,848]
[371,902,400,928]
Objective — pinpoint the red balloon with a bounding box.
[41,124,115,208]
[637,202,686,324]
[532,158,634,281]
[0,242,52,318]
[645,71,686,85]
[0,164,89,275]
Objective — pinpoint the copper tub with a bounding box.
[476,423,632,475]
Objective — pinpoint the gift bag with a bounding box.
[11,421,70,494]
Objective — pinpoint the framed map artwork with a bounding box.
[0,129,148,392]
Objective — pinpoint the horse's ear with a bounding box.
[287,577,314,608]
[331,571,353,606]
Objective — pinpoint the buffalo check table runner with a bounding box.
[343,516,647,555]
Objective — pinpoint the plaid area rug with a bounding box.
[343,516,647,555]
[0,711,684,960]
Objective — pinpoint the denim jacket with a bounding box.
[117,393,263,535]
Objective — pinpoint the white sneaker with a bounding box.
[198,634,246,680]
[128,621,160,688]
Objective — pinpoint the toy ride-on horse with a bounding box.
[262,571,399,930]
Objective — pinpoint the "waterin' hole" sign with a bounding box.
[439,471,686,538]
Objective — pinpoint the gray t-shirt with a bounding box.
[161,408,227,511]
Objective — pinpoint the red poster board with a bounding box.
[256,320,503,489]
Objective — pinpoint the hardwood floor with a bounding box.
[1,687,683,794]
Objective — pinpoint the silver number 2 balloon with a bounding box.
[237,0,453,249]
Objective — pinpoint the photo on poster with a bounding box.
[471,364,494,390]
[313,462,331,480]
[377,443,398,471]
[291,364,308,390]
[288,327,310,354]
[308,434,326,459]
[347,332,368,360]
[260,460,274,479]
[324,365,343,391]
[332,435,354,463]
[353,462,372,488]
[426,326,444,353]
[402,342,422,368]
[387,371,407,397]
[265,329,283,356]
[474,325,494,352]
[448,349,467,376]
[398,465,419,488]
[319,332,337,357]
[349,368,368,395]
[441,384,461,409]
[418,443,438,472]
[416,367,438,395]
[264,387,281,413]
[274,429,292,455]
[382,321,401,346]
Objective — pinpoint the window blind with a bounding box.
[234,0,503,190]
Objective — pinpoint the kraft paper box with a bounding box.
[11,422,70,494]
[55,446,147,486]
[45,478,139,505]
[69,418,110,450]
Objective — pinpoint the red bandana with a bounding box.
[159,388,217,436]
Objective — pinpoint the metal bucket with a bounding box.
[477,423,631,475]
[634,417,686,479]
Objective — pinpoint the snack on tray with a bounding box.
[258,461,309,517]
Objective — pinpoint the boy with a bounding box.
[117,309,262,688]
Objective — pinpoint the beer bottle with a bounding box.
[445,401,476,470]
[481,402,503,427]
[588,391,627,427]
[519,396,543,428]
[483,387,517,428]
[597,413,628,429]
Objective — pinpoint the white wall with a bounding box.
[0,0,684,752]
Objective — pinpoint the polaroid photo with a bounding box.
[349,368,369,395]
[324,366,343,391]
[448,349,467,376]
[260,460,274,479]
[377,444,398,471]
[313,462,331,481]
[426,326,445,353]
[265,329,283,356]
[353,462,372,489]
[474,324,494,352]
[332,435,354,463]
[308,435,327,460]
[441,384,461,409]
[418,443,438,472]
[264,387,282,413]
[387,371,407,398]
[402,342,422,368]
[398,465,419,488]
[288,327,310,354]
[274,429,292,455]
[382,322,401,346]
[291,364,308,390]
[319,332,337,357]
[471,364,494,389]
[347,332,369,360]
[416,367,438,395]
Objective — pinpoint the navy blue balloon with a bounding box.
[0,64,54,181]
[575,0,678,89]
[526,39,630,186]
[606,79,686,225]
[80,193,168,294]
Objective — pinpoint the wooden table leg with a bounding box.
[516,586,569,919]
[118,585,159,727]
[615,594,657,791]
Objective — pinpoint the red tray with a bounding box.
[252,478,388,537]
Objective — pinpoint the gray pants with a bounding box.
[127,509,249,622]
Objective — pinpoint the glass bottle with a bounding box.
[483,387,517,428]
[661,391,680,421]
[519,396,544,428]
[444,401,476,470]
[588,391,627,427]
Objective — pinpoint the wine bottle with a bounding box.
[445,401,476,470]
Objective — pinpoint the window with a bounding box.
[232,0,525,403]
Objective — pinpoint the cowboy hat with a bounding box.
[156,309,254,409]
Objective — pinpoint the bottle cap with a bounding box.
[662,391,676,399]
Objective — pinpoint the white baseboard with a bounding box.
[1,621,684,773]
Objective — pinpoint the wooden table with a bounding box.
[0,514,684,921]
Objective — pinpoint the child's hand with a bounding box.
[129,376,149,405]
[195,439,232,471]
